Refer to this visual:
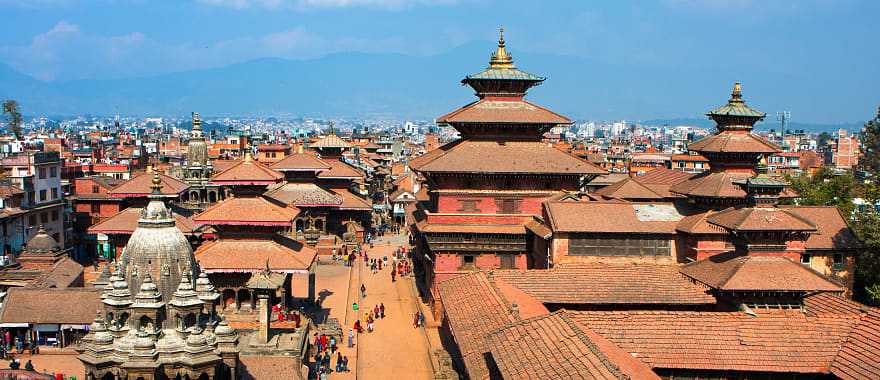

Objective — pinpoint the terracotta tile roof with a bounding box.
[524,219,552,239]
[545,201,683,234]
[486,311,660,380]
[211,156,284,185]
[264,183,342,207]
[30,257,83,288]
[410,139,605,175]
[586,173,628,186]
[688,132,781,154]
[779,206,862,250]
[803,293,872,317]
[437,272,546,379]
[256,144,289,152]
[108,172,188,197]
[636,167,695,185]
[569,310,861,374]
[593,178,666,200]
[332,188,372,210]
[680,252,844,292]
[0,287,102,324]
[240,355,300,380]
[270,153,331,172]
[707,206,817,232]
[195,237,316,273]
[831,309,880,380]
[88,207,196,235]
[211,159,240,173]
[437,98,573,125]
[193,196,299,226]
[311,134,351,149]
[492,263,715,305]
[669,171,751,198]
[317,159,364,179]
[670,153,709,162]
[675,210,728,235]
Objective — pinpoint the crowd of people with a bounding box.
[311,237,423,379]
[312,333,349,379]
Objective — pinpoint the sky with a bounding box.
[0,0,878,122]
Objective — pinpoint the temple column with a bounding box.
[256,293,270,344]
[308,265,316,303]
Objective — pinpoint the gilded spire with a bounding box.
[150,171,162,194]
[729,82,744,104]
[489,26,514,68]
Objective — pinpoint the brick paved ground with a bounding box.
[4,352,84,379]
[308,233,436,379]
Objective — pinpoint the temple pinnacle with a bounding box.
[489,26,514,68]
[730,82,743,103]
[150,171,162,194]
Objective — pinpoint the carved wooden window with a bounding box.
[496,198,521,214]
[499,254,516,269]
[569,234,670,256]
[458,200,479,212]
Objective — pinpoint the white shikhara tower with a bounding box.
[78,172,240,380]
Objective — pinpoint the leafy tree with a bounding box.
[851,107,880,304]
[784,167,857,216]
[2,100,23,139]
[817,131,833,147]
[859,106,880,177]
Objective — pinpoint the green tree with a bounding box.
[817,131,833,147]
[2,100,23,139]
[859,106,880,177]
[852,107,880,304]
[784,167,857,216]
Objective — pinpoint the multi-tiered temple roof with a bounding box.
[671,83,781,205]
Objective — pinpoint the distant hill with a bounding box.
[0,42,871,128]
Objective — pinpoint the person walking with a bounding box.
[360,284,366,298]
[342,355,349,372]
[391,268,396,282]
[380,303,385,318]
[335,352,343,373]
[347,328,354,348]
[419,311,426,328]
[413,312,419,328]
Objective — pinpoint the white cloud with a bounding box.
[194,0,456,10]
[0,21,413,81]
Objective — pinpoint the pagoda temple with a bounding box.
[409,29,605,303]
[671,83,782,208]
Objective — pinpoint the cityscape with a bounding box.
[0,1,879,380]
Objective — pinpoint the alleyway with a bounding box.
[314,232,435,379]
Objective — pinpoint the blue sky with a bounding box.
[0,0,878,122]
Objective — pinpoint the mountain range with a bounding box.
[0,41,870,130]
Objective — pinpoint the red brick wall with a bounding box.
[426,213,530,225]
[436,194,548,216]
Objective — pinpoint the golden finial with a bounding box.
[730,82,743,103]
[759,154,767,167]
[150,171,162,193]
[489,26,514,68]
